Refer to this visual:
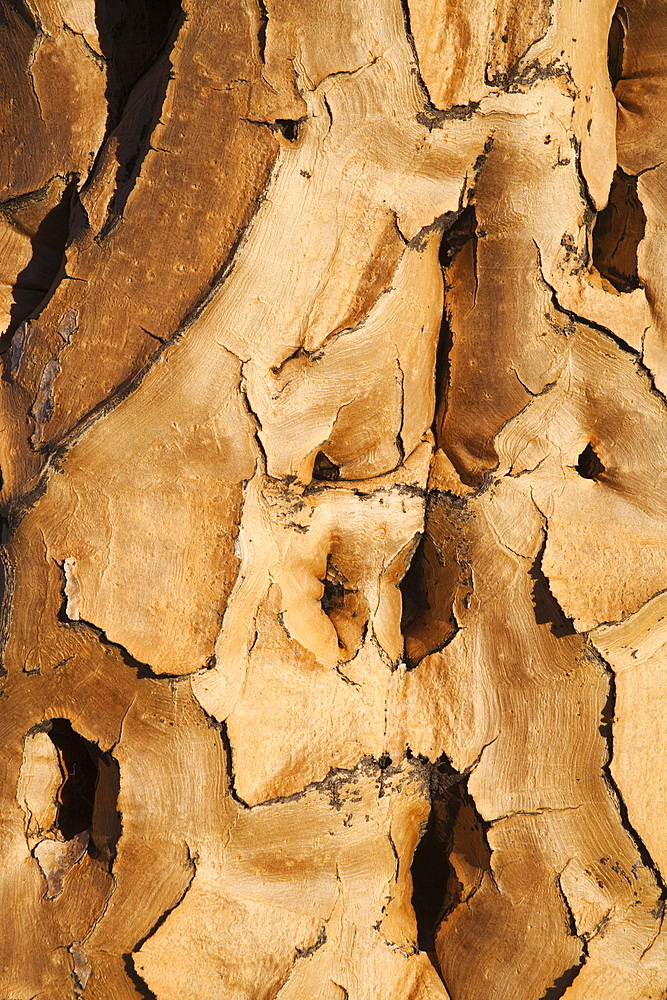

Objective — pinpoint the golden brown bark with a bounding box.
[2,1,667,998]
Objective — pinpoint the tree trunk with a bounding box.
[2,0,667,997]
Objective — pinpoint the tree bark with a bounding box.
[2,1,667,997]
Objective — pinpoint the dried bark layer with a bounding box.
[1,1,667,998]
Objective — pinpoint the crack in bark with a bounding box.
[397,0,433,108]
[534,238,667,411]
[592,640,667,898]
[56,573,162,679]
[256,0,268,63]
[216,717,251,809]
[61,22,105,69]
[489,804,583,826]
[529,533,577,637]
[133,847,198,955]
[294,924,328,960]
[417,102,481,129]
[510,368,557,400]
[26,29,45,125]
[81,869,120,955]
[640,902,666,961]
[217,750,424,813]
[536,868,588,1000]
[122,846,197,998]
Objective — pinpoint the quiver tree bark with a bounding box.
[2,0,667,997]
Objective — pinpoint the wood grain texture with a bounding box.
[1,0,667,997]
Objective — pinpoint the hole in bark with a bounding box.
[257,0,268,62]
[46,719,121,862]
[576,443,605,480]
[96,0,184,130]
[411,765,468,954]
[3,177,78,340]
[438,204,477,269]
[592,168,646,293]
[400,527,460,667]
[529,548,576,637]
[411,807,453,951]
[321,577,346,615]
[320,560,368,658]
[273,119,301,142]
[96,3,185,237]
[607,5,627,90]
[47,720,98,840]
[259,118,304,142]
[415,779,497,979]
[313,451,340,481]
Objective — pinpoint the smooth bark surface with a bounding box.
[2,1,667,998]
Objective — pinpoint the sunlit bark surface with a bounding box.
[2,1,667,997]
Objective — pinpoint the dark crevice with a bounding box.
[321,577,346,615]
[592,168,646,293]
[434,206,468,412]
[130,848,197,956]
[529,542,576,637]
[313,451,340,481]
[607,5,627,91]
[266,118,304,142]
[95,5,185,240]
[123,955,158,1000]
[40,719,121,866]
[411,771,497,983]
[256,0,268,62]
[95,0,183,133]
[570,135,597,223]
[576,442,605,480]
[438,204,477,271]
[409,209,461,253]
[319,557,367,660]
[397,0,432,106]
[57,598,157,679]
[400,524,460,668]
[595,644,667,897]
[411,760,461,952]
[537,959,587,1000]
[1,176,78,343]
[216,717,250,809]
[47,719,97,839]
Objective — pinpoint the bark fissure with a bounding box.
[595,644,667,897]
